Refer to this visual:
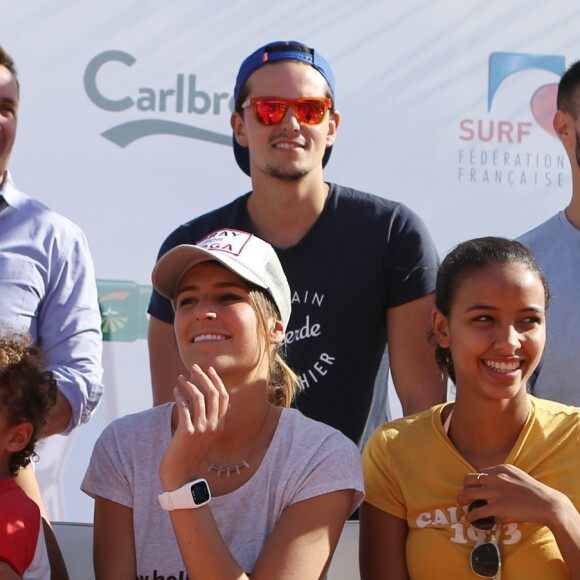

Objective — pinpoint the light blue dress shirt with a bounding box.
[0,172,103,432]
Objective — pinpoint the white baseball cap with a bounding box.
[152,229,292,328]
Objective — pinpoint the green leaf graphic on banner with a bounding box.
[97,280,151,342]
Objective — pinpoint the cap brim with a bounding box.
[152,245,269,300]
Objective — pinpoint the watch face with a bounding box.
[191,480,211,505]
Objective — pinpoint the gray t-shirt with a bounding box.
[518,210,580,405]
[82,405,364,576]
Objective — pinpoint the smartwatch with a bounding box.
[158,478,211,511]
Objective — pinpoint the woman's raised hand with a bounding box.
[160,364,229,490]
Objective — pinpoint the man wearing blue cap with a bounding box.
[148,41,445,448]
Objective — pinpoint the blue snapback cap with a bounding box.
[233,40,335,176]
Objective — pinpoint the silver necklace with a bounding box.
[207,459,250,478]
[206,405,272,477]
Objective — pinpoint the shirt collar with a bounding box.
[0,171,24,210]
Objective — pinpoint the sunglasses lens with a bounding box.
[251,99,329,125]
[254,100,286,125]
[471,542,500,577]
[468,499,496,531]
[295,99,327,124]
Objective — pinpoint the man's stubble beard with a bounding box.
[265,165,309,182]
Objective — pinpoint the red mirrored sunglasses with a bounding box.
[241,97,333,126]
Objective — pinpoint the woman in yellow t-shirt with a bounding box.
[361,237,580,579]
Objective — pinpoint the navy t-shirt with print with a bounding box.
[148,184,439,445]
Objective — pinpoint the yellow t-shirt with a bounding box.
[363,395,580,579]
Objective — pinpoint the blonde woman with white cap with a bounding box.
[82,228,364,579]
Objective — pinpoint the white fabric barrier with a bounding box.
[52,522,94,580]
[328,520,360,580]
[52,519,359,580]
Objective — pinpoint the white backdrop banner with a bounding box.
[1,0,577,522]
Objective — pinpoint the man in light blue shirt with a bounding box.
[0,172,103,433]
[0,46,103,435]
[1,44,103,578]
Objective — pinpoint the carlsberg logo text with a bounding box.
[84,50,235,115]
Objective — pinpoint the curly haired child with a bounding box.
[0,334,57,579]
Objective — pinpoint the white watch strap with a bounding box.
[158,478,211,511]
